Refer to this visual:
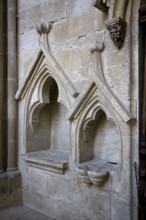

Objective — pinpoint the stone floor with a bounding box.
[0,205,56,220]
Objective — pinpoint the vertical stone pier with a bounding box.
[0,0,4,174]
[0,0,21,209]
[7,0,18,172]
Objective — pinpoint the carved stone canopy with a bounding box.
[105,17,127,49]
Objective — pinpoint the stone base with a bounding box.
[0,170,22,210]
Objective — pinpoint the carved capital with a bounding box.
[105,17,127,49]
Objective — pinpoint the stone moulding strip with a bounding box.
[67,82,96,120]
[67,81,135,123]
[15,44,79,100]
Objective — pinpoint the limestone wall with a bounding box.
[17,0,139,219]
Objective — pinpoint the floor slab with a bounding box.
[0,205,56,220]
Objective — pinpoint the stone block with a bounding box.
[27,168,48,196]
[67,0,93,17]
[78,30,105,47]
[42,0,66,22]
[53,10,100,43]
[54,46,91,80]
[8,171,21,193]
[0,190,22,210]
[111,194,131,220]
[18,50,37,83]
[105,49,129,67]
[52,38,79,52]
[24,177,111,220]
[18,0,43,10]
[105,64,130,106]
[0,173,8,194]
[19,30,38,54]
[19,4,41,34]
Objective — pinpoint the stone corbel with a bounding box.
[93,0,128,49]
[105,17,127,49]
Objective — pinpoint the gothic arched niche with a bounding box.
[93,110,120,164]
[79,108,120,164]
[26,77,70,153]
[26,77,70,174]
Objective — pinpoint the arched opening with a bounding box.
[26,77,70,174]
[79,109,120,164]
[49,79,70,151]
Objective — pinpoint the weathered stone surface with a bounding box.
[23,181,111,220]
[54,47,91,81]
[0,174,8,194]
[67,0,93,17]
[18,0,43,11]
[19,30,38,54]
[8,0,139,219]
[111,194,131,220]
[18,4,42,34]
[42,0,66,22]
[53,9,104,43]
[0,206,54,220]
[0,190,22,210]
[8,171,21,193]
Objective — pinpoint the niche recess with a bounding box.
[81,109,120,164]
[68,82,134,186]
[25,77,70,174]
[15,40,79,174]
[76,102,121,186]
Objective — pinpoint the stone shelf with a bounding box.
[25,149,69,174]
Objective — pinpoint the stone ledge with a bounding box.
[25,149,69,174]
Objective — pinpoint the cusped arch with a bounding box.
[75,95,122,164]
[82,101,113,130]
[28,73,70,132]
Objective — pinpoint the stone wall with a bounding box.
[17,0,139,219]
[0,0,21,210]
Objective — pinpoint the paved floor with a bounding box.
[0,205,56,220]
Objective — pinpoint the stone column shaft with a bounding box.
[7,0,18,171]
[0,0,4,173]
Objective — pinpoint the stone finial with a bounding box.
[36,22,52,49]
[105,17,127,49]
[36,22,52,35]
